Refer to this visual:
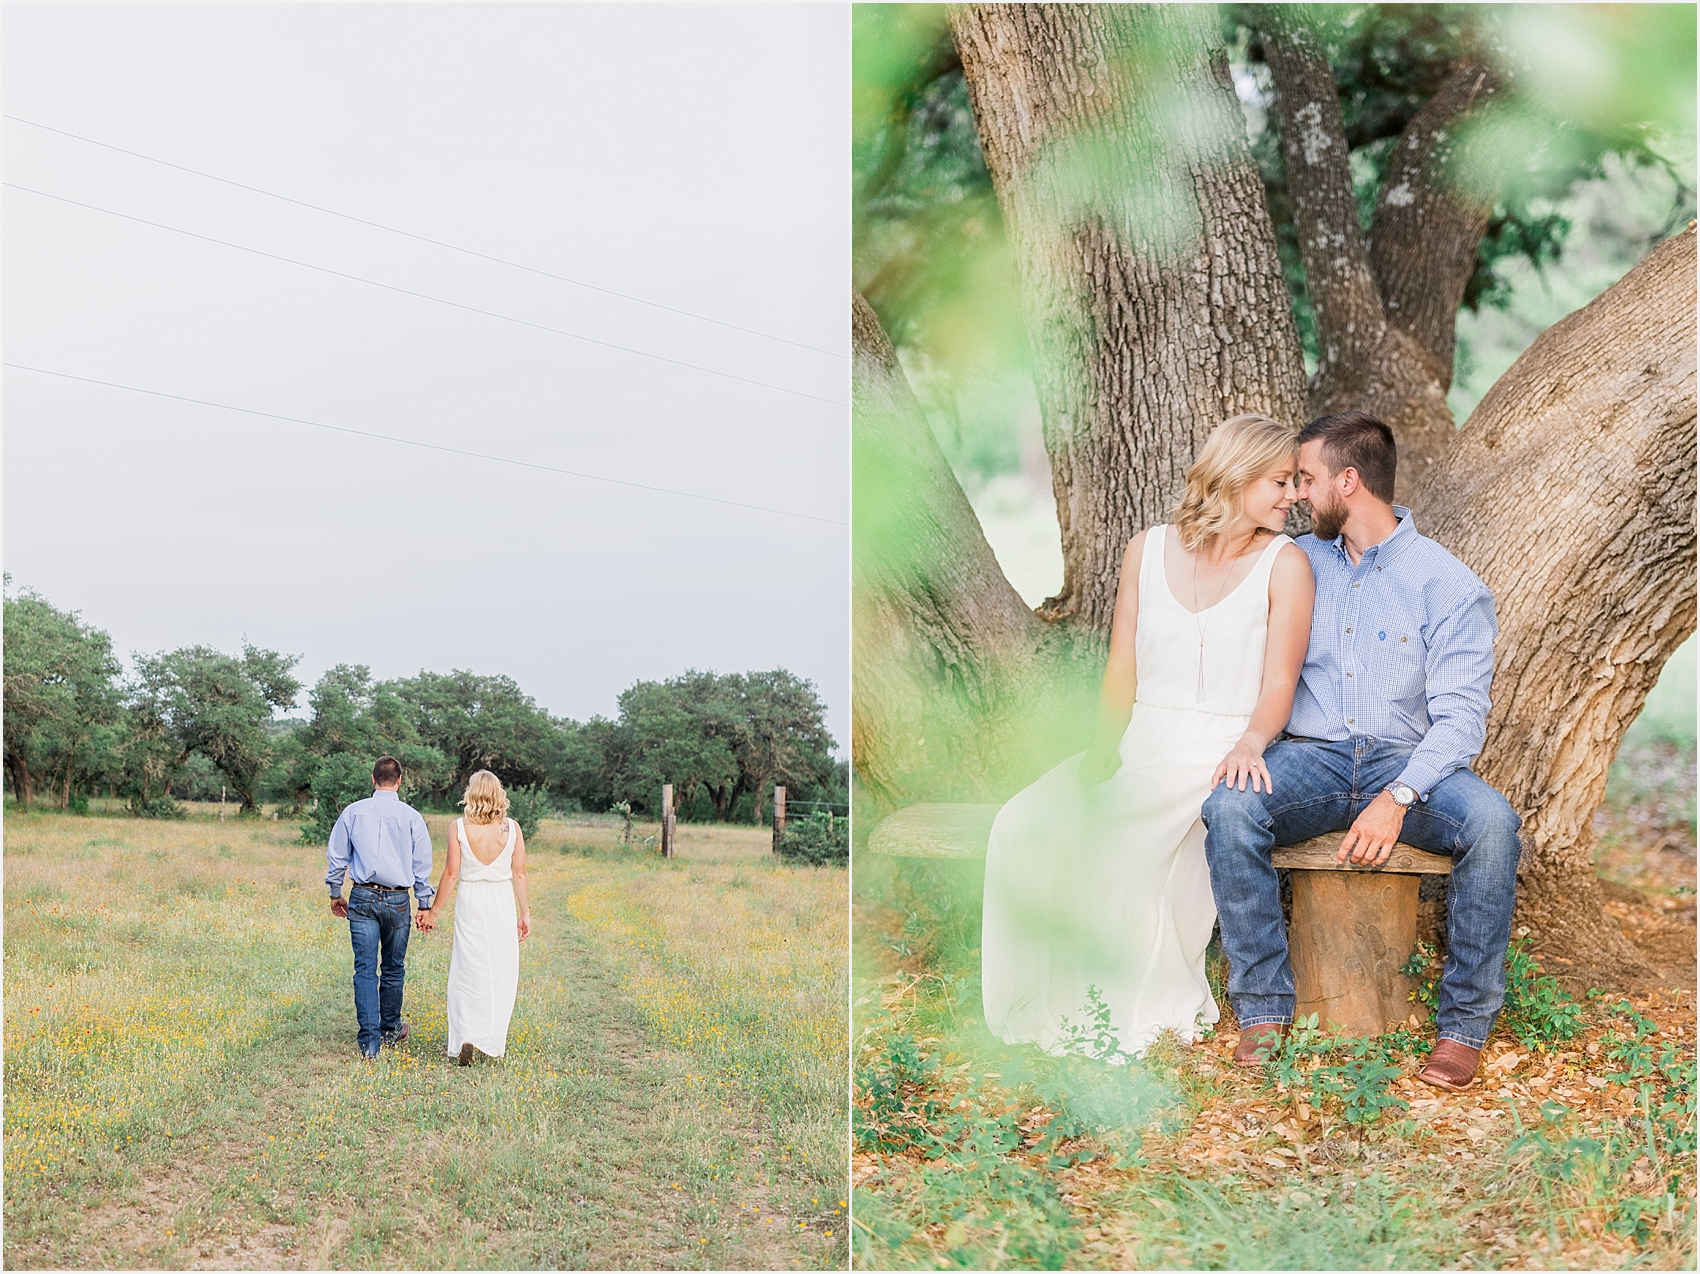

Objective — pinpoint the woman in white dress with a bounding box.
[982,414,1315,1058]
[417,770,532,1065]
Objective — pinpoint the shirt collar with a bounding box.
[1325,505,1417,566]
[372,788,399,800]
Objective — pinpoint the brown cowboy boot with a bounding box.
[1232,1022,1287,1068]
[1416,1039,1481,1091]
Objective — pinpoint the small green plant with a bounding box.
[778,811,847,866]
[1401,940,1440,1014]
[1604,1001,1662,1082]
[1055,985,1135,1066]
[1499,938,1585,1049]
[1258,1015,1409,1134]
[1313,1036,1411,1129]
[854,1032,944,1153]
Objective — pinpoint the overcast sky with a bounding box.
[5,4,849,748]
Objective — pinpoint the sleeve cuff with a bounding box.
[1396,760,1446,801]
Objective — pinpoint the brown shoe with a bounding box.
[1417,1039,1481,1091]
[457,1042,477,1067]
[1232,1023,1287,1068]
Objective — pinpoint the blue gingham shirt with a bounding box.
[1288,506,1496,798]
[325,789,436,906]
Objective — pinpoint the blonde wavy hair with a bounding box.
[1169,414,1299,551]
[459,770,510,825]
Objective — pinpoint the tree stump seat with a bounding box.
[1273,836,1451,1037]
[865,802,1002,859]
[865,804,1453,1037]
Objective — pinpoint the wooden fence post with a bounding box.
[772,785,786,855]
[660,784,675,859]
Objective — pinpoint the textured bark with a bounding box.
[852,292,1091,814]
[1368,63,1503,384]
[1259,12,1484,486]
[1258,10,1386,375]
[953,3,1308,632]
[1417,227,1698,985]
[6,746,33,809]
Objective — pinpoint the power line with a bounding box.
[5,363,848,527]
[5,113,846,360]
[5,183,846,409]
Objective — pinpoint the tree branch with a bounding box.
[852,291,1090,811]
[1258,7,1386,379]
[1369,62,1504,386]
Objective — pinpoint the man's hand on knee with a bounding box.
[1337,791,1406,866]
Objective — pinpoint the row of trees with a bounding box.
[3,582,845,829]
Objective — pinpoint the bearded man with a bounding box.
[1201,411,1523,1091]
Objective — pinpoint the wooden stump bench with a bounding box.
[1273,837,1451,1037]
[865,804,1452,1037]
[865,803,1002,858]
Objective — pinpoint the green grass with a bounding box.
[4,811,847,1269]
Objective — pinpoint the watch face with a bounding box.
[1391,784,1415,805]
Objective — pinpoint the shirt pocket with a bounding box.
[1369,626,1427,726]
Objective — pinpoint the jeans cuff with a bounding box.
[1236,1014,1294,1028]
[1437,1030,1489,1050]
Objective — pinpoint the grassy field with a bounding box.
[4,810,848,1269]
[852,650,1697,1270]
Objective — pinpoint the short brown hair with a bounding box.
[1297,411,1397,503]
[372,756,402,786]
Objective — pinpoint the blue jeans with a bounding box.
[347,885,412,1054]
[1201,736,1522,1049]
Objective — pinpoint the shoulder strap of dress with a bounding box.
[504,818,516,852]
[1252,533,1291,587]
[455,817,465,846]
[1140,524,1165,589]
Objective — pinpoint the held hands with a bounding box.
[1211,737,1273,793]
[1337,790,1407,867]
[415,908,437,932]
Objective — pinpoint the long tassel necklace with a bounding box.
[1192,543,1233,703]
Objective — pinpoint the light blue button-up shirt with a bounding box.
[1287,506,1496,799]
[325,789,436,906]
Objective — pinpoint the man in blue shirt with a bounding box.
[325,755,437,1059]
[1202,412,1522,1092]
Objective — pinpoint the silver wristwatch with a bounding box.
[1387,781,1417,808]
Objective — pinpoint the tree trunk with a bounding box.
[853,291,1091,814]
[953,3,1308,631]
[7,747,33,809]
[1259,9,1501,486]
[1415,227,1698,986]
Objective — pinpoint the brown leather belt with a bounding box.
[353,882,408,893]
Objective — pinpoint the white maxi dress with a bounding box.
[446,817,521,1059]
[982,526,1290,1057]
